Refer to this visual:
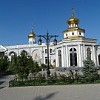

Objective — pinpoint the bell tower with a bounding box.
[63,8,85,40]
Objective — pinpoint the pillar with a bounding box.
[61,46,64,67]
[66,46,69,67]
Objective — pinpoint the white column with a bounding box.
[95,46,97,66]
[64,46,67,67]
[78,44,81,67]
[79,44,85,67]
[61,46,64,67]
[43,48,46,64]
[28,44,31,56]
[55,49,58,67]
[41,47,44,64]
[64,46,66,67]
[81,44,84,67]
[96,47,99,66]
[17,44,19,56]
[92,45,96,65]
[66,46,69,67]
[83,44,86,60]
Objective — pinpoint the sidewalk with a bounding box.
[0,75,14,88]
[0,84,100,100]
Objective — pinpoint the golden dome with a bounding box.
[67,17,79,25]
[28,31,36,38]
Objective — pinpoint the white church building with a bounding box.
[0,9,100,69]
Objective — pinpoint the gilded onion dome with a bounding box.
[28,31,36,38]
[28,24,36,38]
[67,8,79,25]
[67,17,79,25]
[28,25,36,44]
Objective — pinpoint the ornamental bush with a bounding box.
[83,59,99,83]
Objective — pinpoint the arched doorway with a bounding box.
[70,48,77,67]
[98,54,100,65]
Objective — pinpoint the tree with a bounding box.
[8,54,17,73]
[16,50,30,79]
[83,58,98,82]
[0,53,9,76]
[9,50,42,79]
[8,50,30,79]
[28,60,40,74]
[40,63,47,70]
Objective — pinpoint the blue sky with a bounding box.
[0,0,100,45]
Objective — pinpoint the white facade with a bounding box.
[1,9,100,68]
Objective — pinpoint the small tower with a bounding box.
[28,26,36,44]
[63,8,85,40]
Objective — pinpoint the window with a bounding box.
[9,51,16,56]
[50,49,52,53]
[45,49,47,53]
[79,32,81,35]
[53,59,55,62]
[98,54,100,65]
[70,48,77,66]
[45,57,48,64]
[72,32,74,35]
[87,47,91,60]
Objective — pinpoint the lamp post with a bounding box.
[38,32,58,77]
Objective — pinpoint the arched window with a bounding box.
[58,50,62,67]
[98,54,100,65]
[87,47,91,60]
[9,51,17,61]
[32,49,40,62]
[20,50,28,56]
[9,51,16,56]
[70,48,77,67]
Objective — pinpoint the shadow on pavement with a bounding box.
[0,86,5,89]
[33,91,59,100]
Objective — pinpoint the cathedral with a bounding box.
[0,8,100,69]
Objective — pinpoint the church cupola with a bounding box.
[63,8,85,40]
[28,26,36,44]
[67,8,79,28]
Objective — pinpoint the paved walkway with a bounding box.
[0,84,100,100]
[0,75,100,100]
[0,75,14,88]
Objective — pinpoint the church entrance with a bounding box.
[70,48,77,67]
[98,54,100,65]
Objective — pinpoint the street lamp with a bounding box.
[37,32,58,77]
[53,38,57,45]
[38,37,42,45]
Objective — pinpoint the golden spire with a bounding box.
[31,24,34,32]
[72,7,75,17]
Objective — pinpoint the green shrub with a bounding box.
[83,59,99,83]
